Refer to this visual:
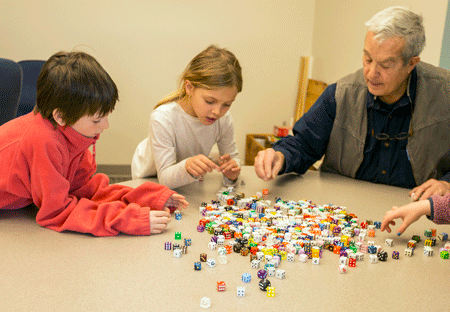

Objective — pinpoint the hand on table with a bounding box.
[149,208,171,234]
[409,179,450,201]
[164,193,189,210]
[254,148,285,181]
[380,200,431,236]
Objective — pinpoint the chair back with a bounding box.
[16,60,45,117]
[0,58,22,126]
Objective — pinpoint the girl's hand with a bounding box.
[218,154,241,181]
[186,154,219,178]
[149,208,171,234]
[380,200,431,235]
[164,193,189,210]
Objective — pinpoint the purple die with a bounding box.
[164,242,172,250]
[339,249,348,257]
[257,269,268,279]
[197,225,205,232]
[392,251,400,259]
[242,273,251,283]
[211,236,218,243]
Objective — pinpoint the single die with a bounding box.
[368,229,375,237]
[339,256,348,265]
[208,242,217,250]
[412,235,421,242]
[287,253,295,262]
[200,253,207,262]
[275,269,285,279]
[257,269,268,279]
[266,286,275,297]
[262,189,269,195]
[200,297,211,309]
[194,262,201,270]
[175,231,181,240]
[240,247,249,256]
[369,254,378,264]
[207,258,216,267]
[299,254,308,263]
[404,247,414,257]
[174,249,182,258]
[407,240,416,248]
[184,238,192,246]
[440,250,449,259]
[173,243,180,250]
[348,258,356,267]
[218,255,227,264]
[251,259,260,269]
[368,245,377,254]
[392,251,400,259]
[174,210,182,220]
[242,273,251,283]
[424,239,433,247]
[385,238,393,247]
[258,279,271,291]
[267,266,275,276]
[424,229,432,237]
[374,221,381,229]
[164,242,172,250]
[217,247,226,255]
[197,225,205,232]
[217,281,226,292]
[237,286,245,297]
[312,257,320,265]
[377,250,388,261]
[439,232,448,241]
[423,246,433,256]
[256,251,264,260]
[338,264,347,273]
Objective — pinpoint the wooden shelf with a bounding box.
[245,134,274,166]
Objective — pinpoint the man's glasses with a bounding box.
[370,106,413,141]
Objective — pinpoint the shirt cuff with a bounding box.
[426,198,434,221]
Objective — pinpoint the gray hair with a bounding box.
[365,6,425,64]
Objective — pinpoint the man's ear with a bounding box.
[407,56,420,73]
[52,109,66,126]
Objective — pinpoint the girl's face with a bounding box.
[183,81,238,125]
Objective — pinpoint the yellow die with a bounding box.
[267,286,275,297]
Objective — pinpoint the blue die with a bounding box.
[184,238,192,246]
[368,245,377,254]
[242,273,251,283]
[175,211,182,220]
[194,262,202,271]
[374,221,382,229]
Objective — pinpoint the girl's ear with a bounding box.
[52,109,66,126]
[184,80,194,95]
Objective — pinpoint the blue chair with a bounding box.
[0,58,22,126]
[16,60,45,118]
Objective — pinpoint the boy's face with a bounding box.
[70,113,109,138]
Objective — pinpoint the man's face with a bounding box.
[363,31,419,104]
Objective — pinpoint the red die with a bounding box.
[360,222,368,229]
[227,198,234,205]
[217,281,226,292]
[224,232,232,239]
[199,219,209,226]
[349,258,356,267]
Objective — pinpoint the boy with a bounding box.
[0,51,188,236]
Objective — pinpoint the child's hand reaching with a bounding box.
[186,154,219,178]
[380,200,431,236]
[164,193,189,210]
[149,208,171,234]
[218,154,240,181]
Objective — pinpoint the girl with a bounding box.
[132,45,242,189]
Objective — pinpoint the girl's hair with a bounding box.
[36,51,119,127]
[156,45,242,108]
[365,6,425,65]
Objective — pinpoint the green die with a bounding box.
[440,250,449,259]
[175,231,181,240]
[424,230,432,237]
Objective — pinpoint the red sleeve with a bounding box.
[29,142,175,236]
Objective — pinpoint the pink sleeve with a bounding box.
[429,194,450,225]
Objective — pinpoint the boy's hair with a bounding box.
[365,6,425,65]
[156,45,242,108]
[36,51,118,127]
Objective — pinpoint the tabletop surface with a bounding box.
[1,167,449,311]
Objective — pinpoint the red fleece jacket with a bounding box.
[0,112,176,236]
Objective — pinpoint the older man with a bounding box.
[254,6,450,201]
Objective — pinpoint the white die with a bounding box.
[338,264,347,273]
[267,267,275,276]
[237,286,245,297]
[264,255,273,262]
[275,269,286,279]
[208,242,217,250]
[369,254,378,263]
[256,251,264,260]
[312,257,320,265]
[339,256,348,265]
[287,253,295,262]
[218,255,228,264]
[356,252,364,261]
[385,238,393,247]
[217,236,225,246]
[207,258,216,267]
[299,254,308,263]
[251,259,260,269]
[217,247,226,255]
[173,249,182,258]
